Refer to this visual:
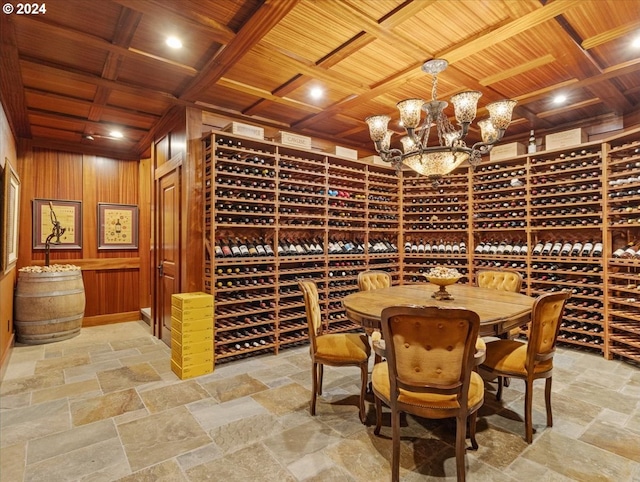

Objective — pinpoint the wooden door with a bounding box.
[154,158,181,346]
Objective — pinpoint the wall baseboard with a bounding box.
[82,311,141,327]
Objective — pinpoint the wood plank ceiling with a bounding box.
[1,0,639,159]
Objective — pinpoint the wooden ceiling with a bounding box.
[1,0,639,159]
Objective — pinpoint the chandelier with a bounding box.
[365,59,517,186]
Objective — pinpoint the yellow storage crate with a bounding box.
[171,292,214,310]
[171,316,212,334]
[171,305,213,322]
[171,359,213,379]
[171,349,214,366]
[171,337,213,357]
[171,327,214,345]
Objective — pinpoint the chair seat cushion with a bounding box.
[372,361,484,410]
[316,333,370,362]
[482,339,552,375]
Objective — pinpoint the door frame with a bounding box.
[152,153,183,341]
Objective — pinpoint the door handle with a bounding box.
[157,263,164,277]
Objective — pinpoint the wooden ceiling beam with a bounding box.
[180,0,301,102]
[28,109,148,138]
[25,137,139,160]
[111,0,236,45]
[88,8,143,124]
[20,58,182,108]
[0,16,31,138]
[24,88,161,124]
[12,15,197,76]
[438,0,583,64]
[582,20,640,50]
[217,77,323,114]
[537,97,603,119]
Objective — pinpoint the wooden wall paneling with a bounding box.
[184,106,204,293]
[82,269,140,318]
[139,157,152,311]
[82,153,99,256]
[16,140,34,270]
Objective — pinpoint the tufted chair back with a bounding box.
[299,280,322,352]
[476,269,523,293]
[358,270,392,292]
[525,291,570,371]
[381,305,480,396]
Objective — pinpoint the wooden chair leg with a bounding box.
[374,394,383,435]
[317,363,324,395]
[496,375,504,401]
[545,377,553,427]
[311,361,318,416]
[455,414,467,482]
[359,363,368,424]
[525,379,534,443]
[391,408,401,482]
[468,411,479,450]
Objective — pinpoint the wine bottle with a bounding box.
[236,237,249,257]
[541,241,553,256]
[246,238,258,256]
[613,241,634,258]
[560,241,573,256]
[229,238,241,257]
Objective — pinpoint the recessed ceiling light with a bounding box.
[310,87,323,100]
[109,130,124,139]
[632,35,640,49]
[166,36,182,49]
[553,94,567,104]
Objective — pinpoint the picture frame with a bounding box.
[32,198,82,250]
[97,203,139,250]
[2,159,21,273]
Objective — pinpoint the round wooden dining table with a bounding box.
[342,282,535,337]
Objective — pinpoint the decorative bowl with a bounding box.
[425,274,461,300]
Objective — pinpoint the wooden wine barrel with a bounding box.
[14,269,86,344]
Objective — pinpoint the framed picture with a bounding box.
[32,198,82,249]
[98,203,139,250]
[2,159,21,273]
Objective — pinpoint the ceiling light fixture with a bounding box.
[632,35,640,49]
[84,132,124,141]
[553,94,567,104]
[310,86,324,100]
[166,36,182,49]
[365,59,516,186]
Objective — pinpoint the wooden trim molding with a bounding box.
[82,311,141,327]
[26,258,141,270]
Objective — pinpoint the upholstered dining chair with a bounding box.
[476,268,523,294]
[357,270,392,292]
[372,305,483,482]
[475,268,525,350]
[299,280,371,423]
[479,291,570,443]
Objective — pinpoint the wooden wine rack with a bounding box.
[203,132,400,363]
[203,126,640,366]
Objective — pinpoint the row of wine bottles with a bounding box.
[404,240,467,255]
[531,183,600,195]
[474,241,528,255]
[531,240,602,257]
[533,218,601,228]
[475,168,525,182]
[214,237,399,257]
[612,240,640,259]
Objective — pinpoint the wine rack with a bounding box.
[203,131,400,363]
[528,143,605,352]
[367,166,401,285]
[402,169,470,284]
[606,130,640,364]
[203,126,640,367]
[471,157,528,289]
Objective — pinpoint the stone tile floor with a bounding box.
[1,321,639,481]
